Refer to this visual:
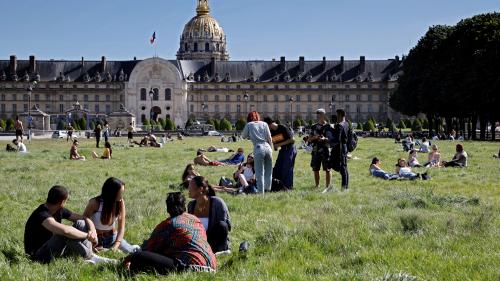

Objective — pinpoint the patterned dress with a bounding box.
[142,212,217,270]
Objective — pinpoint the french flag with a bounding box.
[150,32,156,45]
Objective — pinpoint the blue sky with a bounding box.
[0,0,498,61]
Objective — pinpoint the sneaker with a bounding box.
[341,186,349,192]
[321,187,333,193]
[88,254,119,265]
[131,245,141,253]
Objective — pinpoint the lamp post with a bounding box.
[289,97,294,128]
[329,102,334,119]
[26,81,37,141]
[149,88,154,121]
[243,92,249,114]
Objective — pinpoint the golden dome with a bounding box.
[182,1,225,40]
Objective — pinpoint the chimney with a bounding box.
[81,57,85,68]
[100,56,107,73]
[210,57,216,76]
[29,55,36,73]
[395,55,400,64]
[322,56,327,71]
[280,56,286,72]
[340,56,344,73]
[299,56,305,73]
[360,56,366,73]
[9,55,17,75]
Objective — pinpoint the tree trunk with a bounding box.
[428,115,434,137]
[467,117,472,140]
[471,115,478,140]
[445,117,452,135]
[479,116,487,141]
[491,118,496,141]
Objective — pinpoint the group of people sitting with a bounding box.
[25,176,232,275]
[69,139,112,161]
[369,143,469,181]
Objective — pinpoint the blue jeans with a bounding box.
[99,233,138,254]
[399,171,419,180]
[253,143,273,193]
[372,169,398,180]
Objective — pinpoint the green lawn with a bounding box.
[0,137,498,281]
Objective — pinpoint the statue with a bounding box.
[35,73,41,82]
[118,69,125,81]
[306,72,313,82]
[94,71,101,82]
[224,72,231,82]
[82,72,90,82]
[0,70,6,81]
[24,71,30,82]
[214,72,220,82]
[106,72,112,82]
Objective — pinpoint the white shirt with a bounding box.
[17,143,27,153]
[420,142,430,153]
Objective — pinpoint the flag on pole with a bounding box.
[150,32,156,45]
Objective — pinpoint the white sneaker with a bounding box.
[321,187,333,193]
[131,245,141,253]
[89,254,119,265]
[215,250,231,256]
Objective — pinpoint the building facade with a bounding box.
[0,0,402,130]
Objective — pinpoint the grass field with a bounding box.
[0,136,498,281]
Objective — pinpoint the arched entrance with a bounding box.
[150,106,162,121]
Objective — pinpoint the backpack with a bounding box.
[347,127,358,152]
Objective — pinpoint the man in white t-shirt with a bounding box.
[13,139,28,153]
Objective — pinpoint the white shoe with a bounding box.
[88,254,119,265]
[321,187,333,193]
[215,250,231,256]
[131,245,141,253]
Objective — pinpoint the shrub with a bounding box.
[422,118,429,129]
[412,119,423,132]
[89,121,96,130]
[235,118,246,131]
[57,120,66,130]
[220,118,232,131]
[164,118,175,130]
[404,119,413,128]
[157,118,166,129]
[385,118,394,130]
[356,123,363,130]
[213,119,220,130]
[78,118,87,130]
[6,118,14,131]
[71,121,80,131]
[185,118,193,129]
[363,120,376,132]
[0,119,6,131]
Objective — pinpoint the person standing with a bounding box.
[127,123,134,144]
[94,124,102,148]
[325,109,350,192]
[103,123,110,143]
[307,109,331,189]
[242,111,273,193]
[264,117,297,190]
[67,124,74,142]
[14,116,24,141]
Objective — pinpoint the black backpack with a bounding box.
[347,127,358,152]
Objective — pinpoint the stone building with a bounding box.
[0,0,402,130]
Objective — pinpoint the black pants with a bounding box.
[207,221,229,253]
[96,137,100,148]
[339,155,349,189]
[128,251,179,275]
[444,161,463,167]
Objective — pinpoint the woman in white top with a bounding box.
[234,153,256,192]
[408,150,422,167]
[395,158,420,180]
[84,177,139,253]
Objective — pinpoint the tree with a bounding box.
[412,119,423,132]
[363,120,376,132]
[422,118,429,129]
[0,119,5,131]
[164,118,175,130]
[71,120,80,131]
[89,121,96,130]
[356,123,363,130]
[214,119,221,130]
[158,118,166,129]
[220,118,232,131]
[398,120,406,130]
[404,119,412,128]
[185,118,193,129]
[235,118,246,131]
[385,118,394,131]
[78,118,87,130]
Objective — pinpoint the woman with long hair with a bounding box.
[241,111,273,193]
[187,176,231,254]
[92,141,112,159]
[83,177,139,253]
[233,153,256,193]
[181,164,200,188]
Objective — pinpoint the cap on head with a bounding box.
[316,108,326,114]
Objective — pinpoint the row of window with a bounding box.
[190,94,383,103]
[0,103,113,114]
[192,83,384,90]
[139,88,172,101]
[189,103,385,114]
[0,93,120,102]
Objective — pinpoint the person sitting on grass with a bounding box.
[12,139,28,153]
[70,139,86,161]
[369,157,399,180]
[424,144,441,167]
[494,148,500,158]
[395,158,425,180]
[92,141,112,159]
[187,176,231,255]
[193,150,223,166]
[219,147,245,165]
[418,137,430,153]
[123,192,216,274]
[233,153,257,193]
[408,149,422,168]
[24,185,117,264]
[181,164,200,188]
[83,177,139,254]
[442,143,468,168]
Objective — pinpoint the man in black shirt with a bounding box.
[264,117,297,189]
[307,109,331,189]
[24,186,116,264]
[325,109,350,192]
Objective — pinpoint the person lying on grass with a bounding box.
[123,192,216,274]
[92,141,112,159]
[369,157,399,180]
[83,177,140,254]
[395,158,429,180]
[193,150,224,166]
[24,185,116,265]
[187,176,232,255]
